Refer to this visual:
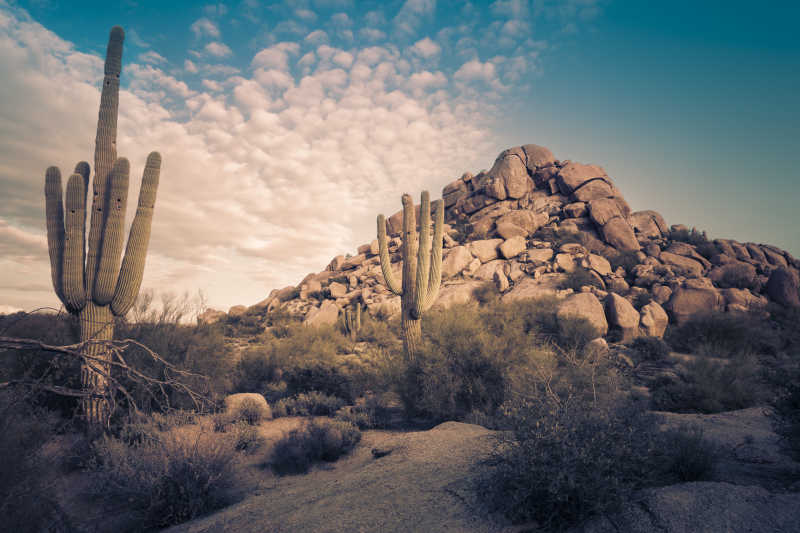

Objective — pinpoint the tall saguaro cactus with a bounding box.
[377,191,444,361]
[342,302,362,341]
[44,26,162,427]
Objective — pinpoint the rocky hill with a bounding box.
[201,144,800,341]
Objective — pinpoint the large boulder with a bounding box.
[573,180,617,202]
[604,293,640,341]
[601,217,641,252]
[484,148,532,199]
[499,236,526,259]
[441,246,473,278]
[766,268,800,307]
[468,239,503,263]
[303,300,340,326]
[521,144,556,172]
[496,210,548,236]
[557,293,609,336]
[660,251,704,277]
[433,281,488,310]
[223,393,272,421]
[666,283,724,324]
[629,210,668,238]
[588,197,631,226]
[556,162,607,193]
[639,301,668,338]
[501,275,562,303]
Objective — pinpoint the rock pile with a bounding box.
[203,144,800,343]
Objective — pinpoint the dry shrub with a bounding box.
[267,418,361,475]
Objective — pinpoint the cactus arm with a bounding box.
[44,166,65,304]
[413,191,431,317]
[62,171,88,312]
[93,158,129,304]
[377,214,402,295]
[355,303,361,332]
[112,152,160,316]
[85,26,124,300]
[420,198,444,312]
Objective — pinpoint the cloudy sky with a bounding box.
[1,0,798,314]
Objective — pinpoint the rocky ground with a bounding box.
[167,408,800,533]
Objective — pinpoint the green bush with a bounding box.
[233,348,285,394]
[285,360,355,402]
[335,394,395,429]
[92,428,236,529]
[473,281,500,306]
[666,312,780,358]
[669,227,710,246]
[629,336,671,362]
[273,392,346,417]
[695,242,720,260]
[559,267,603,291]
[267,419,361,475]
[484,397,664,531]
[650,354,765,413]
[717,263,758,290]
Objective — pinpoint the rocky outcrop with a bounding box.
[557,293,609,337]
[215,143,796,343]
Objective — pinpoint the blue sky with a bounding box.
[0,0,797,314]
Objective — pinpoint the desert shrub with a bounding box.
[233,347,285,393]
[669,227,710,246]
[609,250,641,275]
[231,421,264,453]
[559,267,603,291]
[0,392,63,532]
[355,313,402,350]
[650,354,765,413]
[629,336,671,362]
[267,418,361,475]
[284,359,356,401]
[335,394,396,429]
[473,281,500,306]
[661,426,717,482]
[666,312,780,358]
[224,310,265,336]
[212,412,232,433]
[262,380,290,403]
[273,391,346,417]
[769,368,800,461]
[92,428,236,529]
[717,263,758,290]
[555,315,602,353]
[484,397,665,531]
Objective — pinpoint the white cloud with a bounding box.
[252,42,300,71]
[184,58,198,73]
[296,9,317,22]
[454,59,498,83]
[204,41,232,58]
[408,37,440,58]
[359,28,386,41]
[0,3,495,312]
[304,29,328,45]
[190,18,220,39]
[138,50,167,65]
[393,0,436,36]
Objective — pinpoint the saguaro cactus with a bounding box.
[342,302,362,341]
[377,191,444,361]
[44,26,162,427]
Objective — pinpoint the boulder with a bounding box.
[723,288,767,311]
[329,281,347,298]
[563,202,587,218]
[526,248,554,264]
[496,222,527,239]
[766,268,800,307]
[557,292,609,336]
[586,254,612,276]
[432,281,488,310]
[493,270,510,292]
[745,243,767,264]
[521,144,556,172]
[588,197,627,226]
[604,293,640,341]
[639,301,668,338]
[303,300,340,326]
[601,217,641,251]
[486,148,532,199]
[328,255,345,271]
[228,305,247,317]
[660,251,704,277]
[499,236,526,259]
[441,246,473,278]
[556,253,577,272]
[468,239,503,263]
[556,162,607,193]
[629,210,668,238]
[573,180,616,202]
[651,284,673,304]
[473,260,506,281]
[666,284,724,324]
[496,210,548,236]
[501,275,563,302]
[197,308,226,325]
[342,254,366,270]
[763,247,789,268]
[223,393,272,420]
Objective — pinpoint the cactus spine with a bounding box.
[343,302,362,341]
[43,26,162,428]
[377,191,444,361]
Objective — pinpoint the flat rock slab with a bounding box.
[170,422,513,533]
